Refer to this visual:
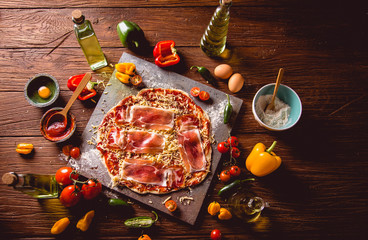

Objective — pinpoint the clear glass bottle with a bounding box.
[228,190,266,223]
[72,10,108,71]
[2,172,59,199]
[200,0,232,57]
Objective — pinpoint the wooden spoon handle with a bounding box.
[60,72,92,116]
[270,68,284,104]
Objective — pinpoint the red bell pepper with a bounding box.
[153,40,180,67]
[67,74,97,101]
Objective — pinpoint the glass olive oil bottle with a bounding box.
[200,0,232,57]
[72,10,108,71]
[2,172,59,199]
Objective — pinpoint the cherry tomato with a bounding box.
[199,91,210,101]
[130,74,142,86]
[55,167,79,186]
[70,147,80,159]
[81,179,102,200]
[231,147,241,158]
[59,185,82,207]
[211,229,222,240]
[165,200,178,212]
[62,145,73,156]
[227,136,239,147]
[217,142,229,153]
[190,87,200,97]
[219,170,231,183]
[230,165,241,176]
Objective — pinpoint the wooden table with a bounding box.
[1,0,367,239]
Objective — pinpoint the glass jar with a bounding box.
[228,190,266,223]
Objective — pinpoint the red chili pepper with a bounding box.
[67,74,97,101]
[153,40,180,67]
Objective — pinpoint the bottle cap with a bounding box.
[72,10,85,24]
[2,173,17,185]
[220,0,232,5]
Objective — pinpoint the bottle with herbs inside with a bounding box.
[2,172,59,199]
[72,10,108,70]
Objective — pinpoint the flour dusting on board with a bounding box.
[141,72,176,89]
[206,98,228,132]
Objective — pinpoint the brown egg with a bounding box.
[214,64,233,79]
[228,73,244,93]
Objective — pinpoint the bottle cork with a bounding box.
[2,172,17,185]
[72,10,84,24]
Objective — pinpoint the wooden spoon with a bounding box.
[46,72,92,132]
[265,68,284,111]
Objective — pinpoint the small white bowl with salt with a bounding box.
[252,83,302,131]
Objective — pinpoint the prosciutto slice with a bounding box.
[177,114,207,172]
[127,105,174,131]
[122,159,184,187]
[176,114,199,131]
[105,128,165,154]
[106,127,125,149]
[178,129,207,173]
[125,130,165,154]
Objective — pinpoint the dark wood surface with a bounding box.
[0,0,367,239]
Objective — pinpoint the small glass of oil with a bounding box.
[228,190,266,223]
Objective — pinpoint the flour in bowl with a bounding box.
[255,95,290,128]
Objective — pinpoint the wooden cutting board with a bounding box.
[73,53,243,225]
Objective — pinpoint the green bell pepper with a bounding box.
[117,20,147,52]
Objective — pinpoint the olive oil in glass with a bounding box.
[72,10,108,71]
[200,0,232,57]
[2,172,59,199]
[228,191,265,223]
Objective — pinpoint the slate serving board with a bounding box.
[72,53,243,225]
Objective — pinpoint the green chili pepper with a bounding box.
[124,211,158,228]
[218,178,255,196]
[117,20,148,52]
[108,198,129,207]
[224,94,233,124]
[190,66,217,86]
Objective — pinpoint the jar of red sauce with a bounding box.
[40,107,76,142]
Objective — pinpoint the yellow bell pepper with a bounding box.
[51,217,70,235]
[16,143,34,155]
[246,141,281,177]
[115,62,136,75]
[76,210,95,232]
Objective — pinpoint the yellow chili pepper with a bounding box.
[208,201,221,216]
[15,143,34,154]
[218,208,232,220]
[138,234,152,240]
[115,71,131,84]
[76,210,95,232]
[115,62,136,75]
[246,141,282,177]
[51,217,70,235]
